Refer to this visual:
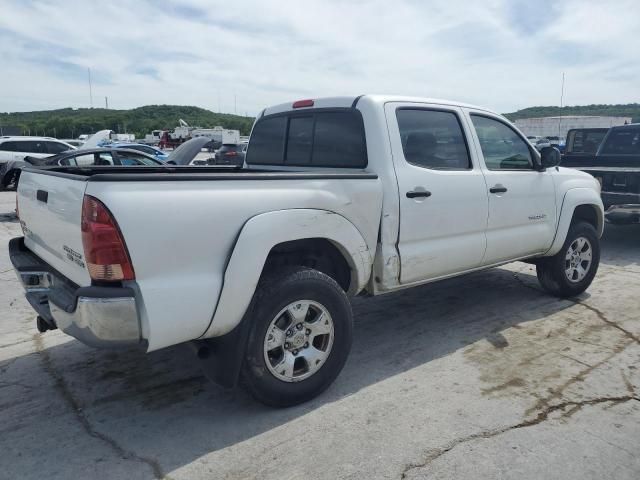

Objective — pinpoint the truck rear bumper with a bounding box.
[9,237,142,348]
[602,192,640,224]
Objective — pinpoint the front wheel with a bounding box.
[240,267,353,407]
[536,221,600,297]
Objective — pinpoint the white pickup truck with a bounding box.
[10,95,604,406]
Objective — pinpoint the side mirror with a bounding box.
[166,160,176,165]
[539,146,561,169]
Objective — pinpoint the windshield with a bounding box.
[600,129,640,155]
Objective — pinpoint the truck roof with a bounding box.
[261,95,494,117]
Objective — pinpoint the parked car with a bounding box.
[1,147,163,188]
[0,137,75,189]
[108,142,170,162]
[214,143,246,165]
[561,124,640,224]
[0,136,75,165]
[10,95,603,407]
[525,136,552,151]
[545,136,565,153]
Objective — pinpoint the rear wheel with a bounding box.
[536,221,600,297]
[241,267,353,407]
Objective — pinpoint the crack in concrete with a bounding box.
[524,339,630,417]
[572,300,640,344]
[0,337,35,350]
[32,334,168,479]
[400,395,640,479]
[512,271,640,345]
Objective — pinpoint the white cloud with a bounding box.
[0,0,638,114]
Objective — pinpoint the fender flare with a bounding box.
[545,187,604,256]
[200,208,373,339]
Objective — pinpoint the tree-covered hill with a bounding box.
[0,105,255,139]
[1,103,638,140]
[504,103,640,123]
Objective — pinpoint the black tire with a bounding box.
[536,221,600,297]
[240,267,353,407]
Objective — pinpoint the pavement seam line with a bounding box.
[32,334,168,479]
[400,395,640,479]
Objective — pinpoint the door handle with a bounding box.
[489,185,508,194]
[406,190,432,199]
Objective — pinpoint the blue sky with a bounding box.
[0,0,638,115]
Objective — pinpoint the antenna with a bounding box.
[558,72,565,138]
[105,96,108,109]
[234,93,237,115]
[88,68,93,108]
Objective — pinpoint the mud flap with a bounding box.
[191,312,253,388]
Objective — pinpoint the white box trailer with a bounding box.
[192,126,240,145]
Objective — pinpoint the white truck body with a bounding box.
[11,95,604,405]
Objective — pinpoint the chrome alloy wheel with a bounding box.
[565,236,593,283]
[263,300,335,382]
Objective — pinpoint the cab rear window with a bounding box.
[247,109,367,168]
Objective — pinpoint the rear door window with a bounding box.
[16,141,46,154]
[63,152,115,166]
[46,141,71,154]
[396,109,471,169]
[116,151,158,165]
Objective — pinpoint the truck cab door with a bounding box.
[385,102,489,284]
[465,110,557,264]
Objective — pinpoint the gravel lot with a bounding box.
[1,189,638,480]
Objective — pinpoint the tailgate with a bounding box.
[581,167,640,195]
[17,170,91,286]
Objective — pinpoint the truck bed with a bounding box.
[16,166,382,351]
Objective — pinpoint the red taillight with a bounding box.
[292,99,314,108]
[81,195,135,282]
[224,151,238,156]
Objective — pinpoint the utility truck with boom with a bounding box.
[10,95,604,406]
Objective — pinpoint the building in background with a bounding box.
[514,116,632,139]
[0,126,21,136]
